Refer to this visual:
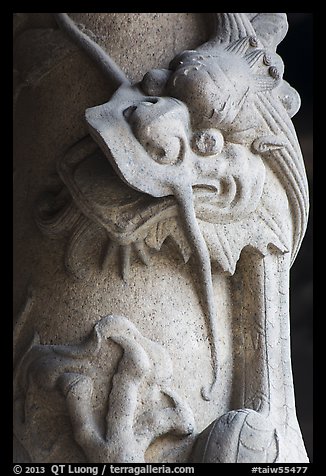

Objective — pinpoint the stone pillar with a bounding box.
[13,13,310,463]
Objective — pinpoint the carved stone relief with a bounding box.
[13,13,310,463]
[14,312,194,462]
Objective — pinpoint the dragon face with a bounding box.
[85,81,265,219]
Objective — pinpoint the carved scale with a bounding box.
[13,13,309,463]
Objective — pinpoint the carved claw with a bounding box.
[200,381,217,402]
[58,373,107,459]
[162,388,196,436]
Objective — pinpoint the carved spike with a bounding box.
[133,240,151,266]
[102,239,119,270]
[168,230,192,264]
[120,245,131,282]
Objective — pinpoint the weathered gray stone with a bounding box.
[13,13,309,463]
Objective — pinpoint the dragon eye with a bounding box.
[191,128,224,156]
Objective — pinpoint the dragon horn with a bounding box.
[53,13,130,88]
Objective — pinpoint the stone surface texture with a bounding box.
[13,13,309,463]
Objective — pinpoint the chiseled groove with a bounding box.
[35,200,81,238]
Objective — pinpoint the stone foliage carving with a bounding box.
[14,12,309,463]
